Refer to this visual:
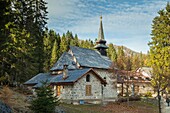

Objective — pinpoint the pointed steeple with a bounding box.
[94,16,108,56]
[98,16,105,40]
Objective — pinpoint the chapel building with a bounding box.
[25,16,118,104]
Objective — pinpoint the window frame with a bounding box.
[86,74,90,82]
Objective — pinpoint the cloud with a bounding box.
[45,0,168,53]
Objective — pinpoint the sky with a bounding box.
[45,0,168,53]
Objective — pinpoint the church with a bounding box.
[25,16,118,104]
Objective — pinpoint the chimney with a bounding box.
[63,64,68,79]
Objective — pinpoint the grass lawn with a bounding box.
[60,101,158,113]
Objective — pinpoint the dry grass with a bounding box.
[0,87,31,113]
[61,101,158,113]
[0,87,159,113]
[0,86,13,105]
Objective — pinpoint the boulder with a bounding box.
[0,100,13,113]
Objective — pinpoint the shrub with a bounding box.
[144,92,152,97]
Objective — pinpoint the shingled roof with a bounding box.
[24,68,107,88]
[50,46,112,71]
[50,52,77,71]
[70,46,112,69]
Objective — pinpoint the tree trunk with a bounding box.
[158,90,161,113]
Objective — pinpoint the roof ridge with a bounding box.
[70,46,96,51]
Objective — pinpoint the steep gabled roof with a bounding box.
[24,68,107,88]
[50,52,77,71]
[50,46,112,71]
[69,46,112,69]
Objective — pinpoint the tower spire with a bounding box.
[94,16,108,56]
[98,15,104,40]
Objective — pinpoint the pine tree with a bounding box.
[30,82,59,113]
[148,2,170,113]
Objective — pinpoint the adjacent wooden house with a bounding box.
[117,67,154,97]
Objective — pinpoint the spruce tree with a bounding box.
[30,82,59,113]
[60,33,68,54]
[0,0,13,81]
[50,40,58,67]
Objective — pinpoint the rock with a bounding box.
[0,100,13,113]
[55,106,66,113]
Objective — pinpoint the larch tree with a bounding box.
[148,2,170,113]
[117,46,125,70]
[107,43,117,62]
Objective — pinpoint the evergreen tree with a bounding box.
[30,82,59,113]
[107,43,117,62]
[74,34,79,46]
[148,2,170,113]
[50,40,58,67]
[33,0,48,73]
[0,0,35,83]
[0,0,14,81]
[66,30,73,46]
[60,34,68,54]
[43,29,51,71]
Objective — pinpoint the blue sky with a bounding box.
[45,0,168,53]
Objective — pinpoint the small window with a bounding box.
[86,74,90,82]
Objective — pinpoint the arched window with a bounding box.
[86,74,90,82]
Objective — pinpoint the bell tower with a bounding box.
[94,16,108,56]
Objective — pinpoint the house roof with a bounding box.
[69,46,112,69]
[50,46,112,71]
[24,68,107,88]
[24,73,51,85]
[50,52,77,71]
[136,67,152,78]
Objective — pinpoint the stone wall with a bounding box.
[54,69,118,104]
[56,71,103,104]
[94,69,117,99]
[72,72,102,101]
